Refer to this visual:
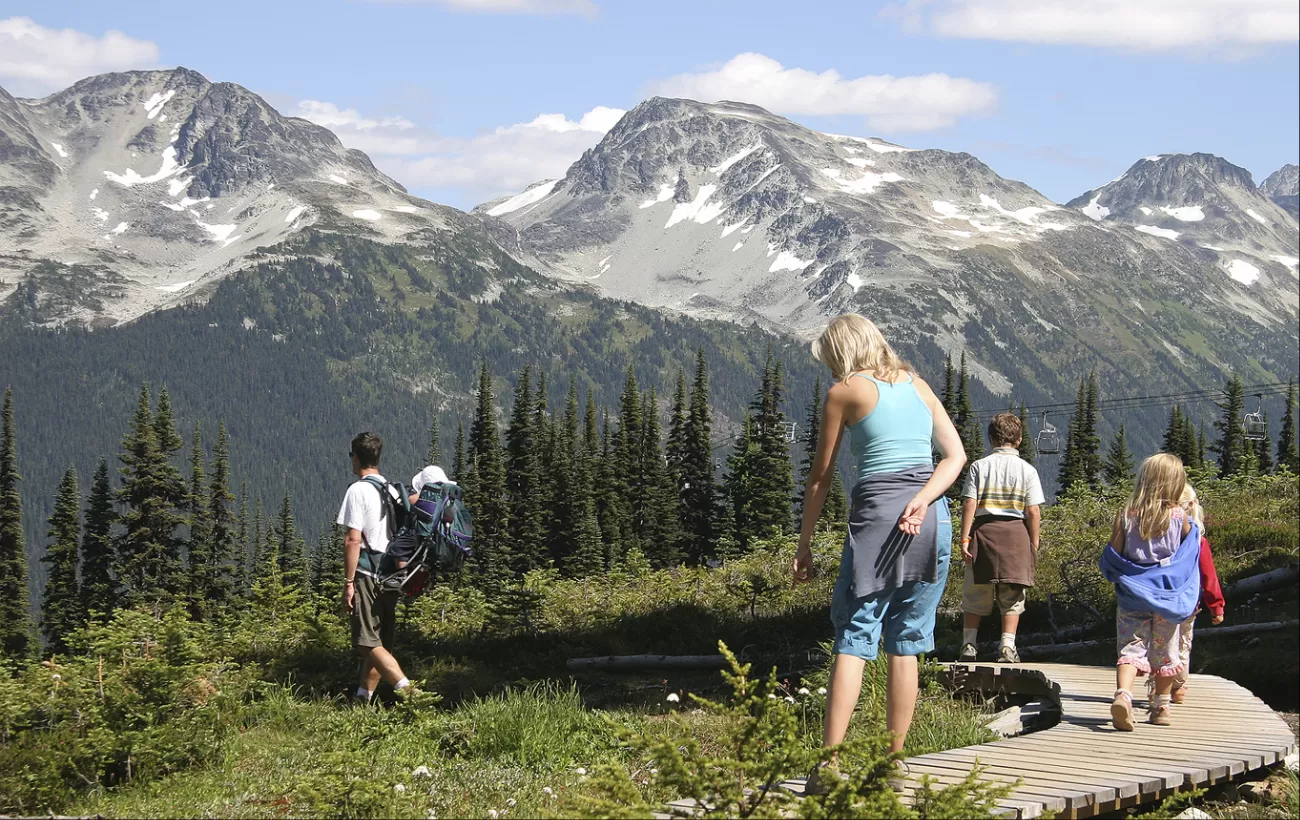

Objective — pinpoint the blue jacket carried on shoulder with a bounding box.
[1099,522,1201,622]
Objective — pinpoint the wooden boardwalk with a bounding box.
[835,662,1293,818]
[666,661,1296,818]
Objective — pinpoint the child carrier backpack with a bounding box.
[364,476,472,597]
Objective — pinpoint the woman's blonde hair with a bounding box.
[1125,453,1188,540]
[1180,483,1204,532]
[811,314,909,381]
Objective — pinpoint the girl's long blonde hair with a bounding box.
[1125,453,1188,540]
[1180,483,1205,533]
[811,314,909,382]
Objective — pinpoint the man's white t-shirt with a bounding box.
[336,474,399,577]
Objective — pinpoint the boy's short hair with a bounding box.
[988,413,1023,448]
[351,432,383,468]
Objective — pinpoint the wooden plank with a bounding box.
[900,760,1086,813]
[929,745,1170,793]
[906,754,1131,803]
[1001,735,1210,785]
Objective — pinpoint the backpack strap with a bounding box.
[357,476,393,571]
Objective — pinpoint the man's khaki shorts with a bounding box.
[961,564,1027,616]
[351,574,398,649]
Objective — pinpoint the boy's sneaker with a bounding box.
[888,760,911,794]
[1110,690,1135,732]
[958,643,978,662]
[997,646,1020,664]
[1150,703,1173,726]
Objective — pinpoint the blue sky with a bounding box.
[2,0,1297,209]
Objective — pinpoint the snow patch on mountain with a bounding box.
[710,143,762,175]
[142,90,175,120]
[1160,205,1205,222]
[666,184,721,228]
[285,205,307,223]
[1135,225,1180,240]
[352,209,382,221]
[769,250,813,273]
[640,185,676,209]
[1246,208,1269,225]
[1226,259,1261,285]
[104,146,184,187]
[486,179,559,217]
[1080,197,1110,221]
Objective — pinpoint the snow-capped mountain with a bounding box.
[1068,154,1298,288]
[479,98,1296,396]
[0,68,462,324]
[1261,164,1299,216]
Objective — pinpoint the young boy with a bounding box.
[958,413,1045,663]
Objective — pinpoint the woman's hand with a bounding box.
[792,544,814,586]
[899,494,927,536]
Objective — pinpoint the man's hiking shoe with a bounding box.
[804,763,846,796]
[998,645,1020,664]
[1149,703,1173,726]
[1111,690,1135,732]
[958,643,978,662]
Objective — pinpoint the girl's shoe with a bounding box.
[1110,690,1135,731]
[1170,683,1187,704]
[804,763,845,796]
[1150,703,1173,726]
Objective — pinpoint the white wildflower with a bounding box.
[767,693,777,699]
[817,687,828,696]
[393,783,406,793]
[798,687,810,695]
[488,811,500,820]
[51,673,61,681]
[542,787,553,795]
[575,767,587,775]
[426,811,437,820]
[650,768,658,775]
[783,695,796,704]
[412,765,431,778]
[666,693,680,703]
[506,798,517,808]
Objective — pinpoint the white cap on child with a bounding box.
[411,465,450,492]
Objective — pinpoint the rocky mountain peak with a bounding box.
[1261,164,1299,216]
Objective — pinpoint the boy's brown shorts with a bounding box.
[351,574,398,649]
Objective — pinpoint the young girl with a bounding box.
[1171,485,1225,704]
[1100,453,1200,730]
[794,314,965,791]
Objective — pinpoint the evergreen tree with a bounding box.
[667,371,689,503]
[639,387,682,567]
[799,377,844,531]
[1211,375,1248,476]
[41,467,82,654]
[252,494,266,570]
[1016,401,1035,464]
[235,479,250,598]
[1278,378,1298,473]
[550,382,581,569]
[80,458,116,622]
[186,422,214,617]
[951,353,983,499]
[453,421,466,482]
[506,367,545,573]
[1255,413,1274,474]
[1197,422,1208,470]
[612,366,642,559]
[1102,425,1136,487]
[117,384,187,608]
[1162,406,1184,454]
[941,353,955,413]
[824,470,848,527]
[274,493,308,589]
[1082,370,1102,488]
[312,524,345,595]
[752,351,796,542]
[1057,378,1088,492]
[681,349,718,563]
[426,416,442,465]
[723,417,763,554]
[0,387,31,658]
[595,410,623,568]
[205,423,237,612]
[532,371,557,564]
[465,363,510,581]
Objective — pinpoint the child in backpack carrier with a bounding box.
[386,465,452,573]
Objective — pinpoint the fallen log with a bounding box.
[1014,619,1299,658]
[567,654,729,672]
[1224,564,1299,600]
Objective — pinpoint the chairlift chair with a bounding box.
[1244,394,1268,442]
[1035,412,1061,455]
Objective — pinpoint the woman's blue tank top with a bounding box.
[845,372,934,481]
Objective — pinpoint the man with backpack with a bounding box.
[337,431,415,703]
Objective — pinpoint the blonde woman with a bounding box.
[1100,453,1200,730]
[795,314,966,790]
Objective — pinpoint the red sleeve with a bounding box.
[1198,536,1225,616]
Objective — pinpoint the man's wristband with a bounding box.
[344,577,355,585]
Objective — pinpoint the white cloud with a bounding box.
[293,100,625,205]
[884,0,1299,50]
[0,17,160,96]
[362,0,596,14]
[648,53,996,132]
